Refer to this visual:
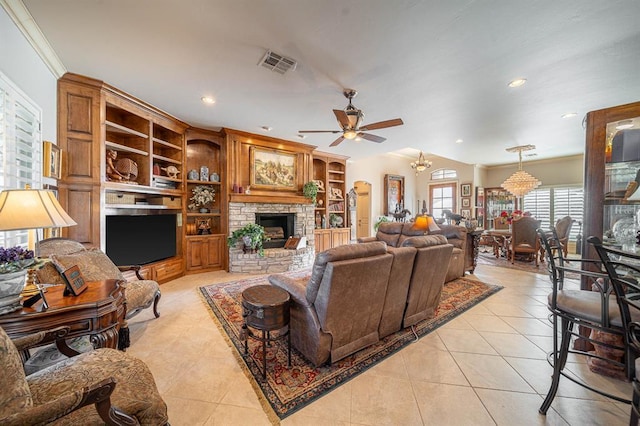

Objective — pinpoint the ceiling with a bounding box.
[18,0,640,166]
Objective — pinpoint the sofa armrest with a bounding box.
[268,274,311,307]
[118,265,144,280]
[357,236,377,243]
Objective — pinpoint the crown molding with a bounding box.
[1,0,66,77]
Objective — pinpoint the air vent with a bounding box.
[259,50,297,74]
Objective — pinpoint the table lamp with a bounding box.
[0,187,77,296]
[414,213,439,232]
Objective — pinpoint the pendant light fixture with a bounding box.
[500,145,542,197]
[410,151,432,175]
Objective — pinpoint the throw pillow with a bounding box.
[50,249,124,282]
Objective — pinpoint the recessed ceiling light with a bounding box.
[616,120,634,130]
[507,78,527,88]
[201,96,215,104]
[561,112,577,119]
[261,126,272,132]
[455,139,464,144]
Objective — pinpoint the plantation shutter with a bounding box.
[0,72,43,248]
[523,188,551,230]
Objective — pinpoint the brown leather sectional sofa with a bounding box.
[359,221,467,282]
[268,236,453,367]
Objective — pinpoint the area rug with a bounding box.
[199,271,502,422]
[477,249,546,275]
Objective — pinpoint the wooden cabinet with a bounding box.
[57,73,187,276]
[186,235,225,271]
[482,187,517,229]
[184,128,228,272]
[583,101,640,270]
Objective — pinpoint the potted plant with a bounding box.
[188,185,215,213]
[227,223,270,257]
[374,216,390,231]
[303,181,319,204]
[0,246,36,310]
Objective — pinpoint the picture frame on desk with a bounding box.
[61,265,88,296]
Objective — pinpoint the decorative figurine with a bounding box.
[106,149,125,181]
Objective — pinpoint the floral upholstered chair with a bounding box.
[36,238,161,321]
[0,325,168,425]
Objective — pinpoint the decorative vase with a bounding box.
[209,172,219,182]
[200,166,209,181]
[242,235,256,254]
[188,169,199,180]
[0,269,27,315]
[199,208,209,213]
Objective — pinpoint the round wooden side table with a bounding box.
[241,284,291,379]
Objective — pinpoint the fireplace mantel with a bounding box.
[229,194,312,204]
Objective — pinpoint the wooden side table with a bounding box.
[241,285,291,379]
[0,279,127,350]
[465,230,483,274]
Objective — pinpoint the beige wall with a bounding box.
[349,153,584,234]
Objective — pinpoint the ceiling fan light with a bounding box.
[343,130,357,140]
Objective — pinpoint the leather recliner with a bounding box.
[359,221,466,282]
[268,241,393,367]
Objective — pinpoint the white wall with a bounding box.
[0,4,57,141]
[484,154,583,188]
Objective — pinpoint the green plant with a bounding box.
[373,216,390,232]
[302,181,319,204]
[227,223,270,257]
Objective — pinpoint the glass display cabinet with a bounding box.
[483,187,517,229]
[584,101,640,263]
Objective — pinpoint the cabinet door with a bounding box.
[187,238,207,270]
[332,228,350,248]
[205,236,224,270]
[314,230,331,253]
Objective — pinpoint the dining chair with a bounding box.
[554,216,574,258]
[589,236,640,424]
[538,229,629,415]
[508,216,541,265]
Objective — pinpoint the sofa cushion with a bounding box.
[0,326,33,418]
[374,222,404,247]
[307,241,387,304]
[401,234,448,248]
[35,262,67,286]
[51,248,125,282]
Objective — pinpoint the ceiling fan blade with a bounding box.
[360,118,404,131]
[358,132,386,143]
[329,136,346,147]
[298,130,342,133]
[333,109,350,128]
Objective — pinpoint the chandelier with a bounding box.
[500,145,542,197]
[410,151,432,175]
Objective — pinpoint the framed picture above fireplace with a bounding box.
[250,147,297,191]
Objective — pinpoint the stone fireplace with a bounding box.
[228,202,315,273]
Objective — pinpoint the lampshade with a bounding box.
[414,214,440,232]
[410,151,432,175]
[500,145,541,197]
[0,189,77,231]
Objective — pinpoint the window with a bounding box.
[430,183,457,219]
[523,186,583,241]
[430,169,457,180]
[0,72,43,248]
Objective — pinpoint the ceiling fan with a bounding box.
[299,89,404,147]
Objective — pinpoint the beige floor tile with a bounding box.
[287,380,352,423]
[480,331,547,359]
[401,342,470,386]
[475,388,569,425]
[551,397,628,425]
[412,381,494,425]
[438,314,474,330]
[501,316,554,336]
[483,301,535,317]
[437,328,498,355]
[163,396,218,426]
[463,313,519,333]
[204,403,272,425]
[366,351,409,380]
[451,352,535,393]
[349,374,423,425]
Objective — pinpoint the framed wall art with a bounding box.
[461,183,472,198]
[43,141,61,179]
[461,209,471,219]
[384,174,405,215]
[250,147,297,191]
[462,197,471,208]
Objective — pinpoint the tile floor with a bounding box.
[126,264,633,425]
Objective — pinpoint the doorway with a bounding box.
[355,181,372,239]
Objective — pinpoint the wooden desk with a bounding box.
[0,279,127,350]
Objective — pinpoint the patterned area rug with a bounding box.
[477,249,546,275]
[199,271,502,421]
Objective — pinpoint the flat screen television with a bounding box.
[106,214,176,266]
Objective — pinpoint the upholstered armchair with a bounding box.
[508,216,541,265]
[0,325,168,425]
[36,238,161,320]
[268,241,394,366]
